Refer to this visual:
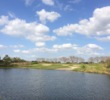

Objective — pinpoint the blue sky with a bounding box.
[0,0,110,60]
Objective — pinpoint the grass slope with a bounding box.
[0,62,110,75]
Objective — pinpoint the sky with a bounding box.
[0,0,110,60]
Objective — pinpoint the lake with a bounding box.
[0,69,110,100]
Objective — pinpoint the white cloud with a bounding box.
[42,0,54,6]
[26,34,56,42]
[10,44,24,48]
[22,50,30,54]
[69,0,81,4]
[1,18,30,36]
[33,47,57,53]
[76,44,103,56]
[0,44,24,50]
[85,44,103,50]
[52,43,103,57]
[24,0,35,6]
[53,43,78,50]
[37,9,61,24]
[35,42,45,47]
[0,44,7,49]
[14,49,30,54]
[13,49,20,53]
[96,36,110,41]
[53,6,110,41]
[64,5,74,11]
[13,43,103,58]
[52,43,103,56]
[14,47,57,55]
[1,18,49,37]
[1,17,56,45]
[0,16,9,25]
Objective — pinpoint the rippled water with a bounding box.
[0,69,110,100]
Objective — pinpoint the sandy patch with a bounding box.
[42,64,52,66]
[56,66,78,71]
[69,66,78,70]
[56,68,72,71]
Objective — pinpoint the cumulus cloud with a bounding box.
[85,44,103,50]
[1,18,49,36]
[37,9,61,24]
[42,0,54,6]
[14,47,57,55]
[52,43,103,57]
[22,50,30,54]
[13,43,103,58]
[0,16,9,25]
[53,6,110,41]
[52,43,103,56]
[76,44,103,56]
[0,17,56,45]
[53,43,78,50]
[14,49,30,54]
[13,49,20,53]
[35,42,45,47]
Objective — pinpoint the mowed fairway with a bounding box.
[26,63,78,70]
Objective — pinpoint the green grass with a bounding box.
[73,63,110,74]
[26,63,71,70]
[0,63,71,70]
[0,62,110,75]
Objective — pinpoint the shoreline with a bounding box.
[0,66,110,75]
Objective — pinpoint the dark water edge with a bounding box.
[0,69,110,100]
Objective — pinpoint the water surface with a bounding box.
[0,69,110,100]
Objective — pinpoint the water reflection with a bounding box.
[0,69,110,100]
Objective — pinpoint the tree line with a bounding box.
[36,56,110,68]
[0,55,26,66]
[36,56,110,63]
[0,55,110,68]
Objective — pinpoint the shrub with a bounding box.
[80,65,86,69]
[31,61,38,64]
[105,58,110,68]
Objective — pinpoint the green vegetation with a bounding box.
[0,55,26,67]
[0,55,110,75]
[13,63,72,70]
[105,58,110,68]
[74,63,110,74]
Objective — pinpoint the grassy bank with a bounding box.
[0,62,110,75]
[73,63,110,75]
[14,63,73,70]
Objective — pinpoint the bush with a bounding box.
[105,58,110,68]
[80,65,86,69]
[31,61,38,64]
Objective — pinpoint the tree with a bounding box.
[105,57,110,68]
[69,56,75,63]
[88,57,94,63]
[3,55,12,66]
[12,57,25,62]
